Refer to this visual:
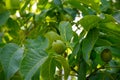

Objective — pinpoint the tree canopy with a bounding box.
[0,0,120,80]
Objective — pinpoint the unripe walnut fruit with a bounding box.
[52,40,66,54]
[101,49,112,63]
[44,31,61,48]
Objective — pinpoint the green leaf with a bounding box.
[53,0,63,11]
[53,0,62,6]
[25,36,49,50]
[99,24,120,38]
[94,47,105,65]
[104,22,120,32]
[68,54,76,67]
[6,18,19,30]
[20,0,31,12]
[100,0,110,11]
[63,8,77,18]
[95,38,112,46]
[10,71,23,80]
[82,28,99,65]
[68,42,81,67]
[5,0,20,9]
[38,0,48,5]
[0,64,5,80]
[0,2,6,14]
[80,0,100,12]
[0,47,2,52]
[110,47,120,58]
[69,0,100,12]
[35,10,49,22]
[0,49,4,80]
[0,11,10,26]
[72,31,79,43]
[20,48,48,80]
[32,68,40,80]
[59,21,73,42]
[72,42,81,55]
[79,15,101,31]
[0,43,24,80]
[54,55,70,80]
[6,18,20,36]
[79,29,87,42]
[0,33,3,43]
[78,59,87,80]
[89,72,112,80]
[100,14,115,23]
[113,11,120,23]
[40,56,56,80]
[68,0,89,15]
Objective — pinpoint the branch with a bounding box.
[71,67,79,74]
[86,63,107,79]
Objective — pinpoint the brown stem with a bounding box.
[71,67,79,74]
[86,63,107,79]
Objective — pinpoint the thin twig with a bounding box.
[86,63,107,79]
[71,67,79,74]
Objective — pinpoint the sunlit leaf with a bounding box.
[59,21,73,42]
[25,36,49,50]
[100,14,115,22]
[54,55,70,80]
[69,0,100,12]
[35,10,49,22]
[0,43,24,80]
[68,0,89,15]
[82,28,99,65]
[20,0,31,12]
[99,24,120,38]
[38,0,48,5]
[104,22,120,32]
[79,15,101,31]
[40,55,56,80]
[20,48,48,80]
[5,0,20,9]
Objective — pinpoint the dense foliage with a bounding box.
[0,0,120,80]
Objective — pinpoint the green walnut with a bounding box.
[52,40,66,54]
[101,49,112,63]
[44,31,61,48]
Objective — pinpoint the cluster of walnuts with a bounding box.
[45,31,66,55]
[44,31,112,63]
